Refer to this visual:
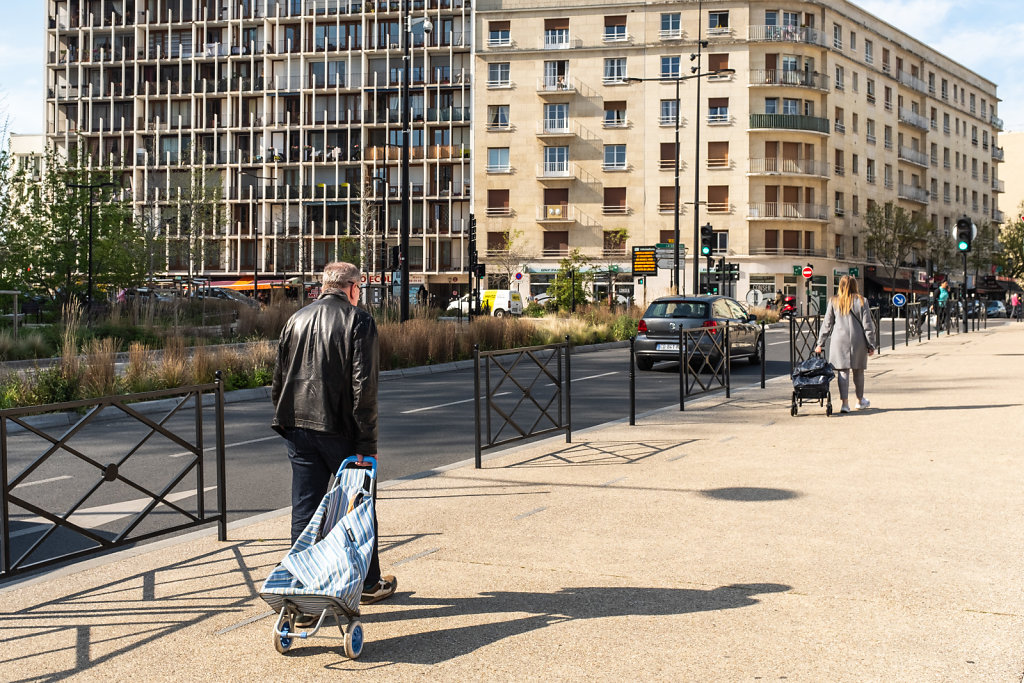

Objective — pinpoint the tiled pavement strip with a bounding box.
[2,324,1023,682]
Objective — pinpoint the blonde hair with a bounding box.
[834,275,863,316]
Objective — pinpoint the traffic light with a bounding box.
[700,223,713,256]
[474,263,486,279]
[956,217,972,252]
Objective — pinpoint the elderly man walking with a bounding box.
[271,261,396,611]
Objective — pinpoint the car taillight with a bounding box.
[638,319,648,333]
[702,320,718,332]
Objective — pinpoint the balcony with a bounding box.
[536,161,575,179]
[750,247,828,258]
[748,203,828,221]
[603,116,628,129]
[536,119,573,137]
[897,146,929,167]
[602,204,631,215]
[485,207,513,217]
[749,113,830,134]
[706,157,730,169]
[541,35,581,50]
[747,158,829,177]
[993,209,1005,223]
[536,76,576,95]
[898,107,929,130]
[992,178,1005,193]
[748,69,829,91]
[537,204,574,222]
[897,70,928,95]
[898,184,929,204]
[659,28,684,40]
[748,25,825,47]
[991,114,1004,130]
[993,146,1005,162]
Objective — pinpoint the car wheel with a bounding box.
[749,336,763,365]
[635,357,654,371]
[494,308,505,318]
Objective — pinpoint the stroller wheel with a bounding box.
[275,619,294,654]
[790,404,798,417]
[344,620,364,659]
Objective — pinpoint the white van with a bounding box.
[447,289,524,317]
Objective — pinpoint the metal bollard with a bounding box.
[629,336,636,426]
[760,321,766,389]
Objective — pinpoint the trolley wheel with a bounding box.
[344,620,364,659]
[275,618,294,654]
[790,403,798,417]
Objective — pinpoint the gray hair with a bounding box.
[321,261,361,291]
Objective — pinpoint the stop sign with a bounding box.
[802,266,814,279]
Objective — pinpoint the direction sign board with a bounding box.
[802,266,814,279]
[848,267,860,277]
[632,246,658,276]
[892,293,907,307]
[656,259,674,270]
[792,265,802,276]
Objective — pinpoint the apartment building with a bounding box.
[8,134,47,183]
[474,0,1003,306]
[45,0,472,300]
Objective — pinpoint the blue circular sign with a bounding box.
[892,293,907,307]
[515,272,523,280]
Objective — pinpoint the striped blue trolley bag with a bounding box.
[260,456,377,659]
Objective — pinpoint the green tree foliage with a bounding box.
[924,224,958,277]
[967,221,999,278]
[548,249,593,310]
[995,209,1024,280]
[864,202,933,290]
[168,158,224,291]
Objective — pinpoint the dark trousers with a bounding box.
[283,427,380,588]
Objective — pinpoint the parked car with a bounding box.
[634,295,762,370]
[986,300,1007,318]
[203,287,261,309]
[447,289,523,317]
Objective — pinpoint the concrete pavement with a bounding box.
[2,323,1023,681]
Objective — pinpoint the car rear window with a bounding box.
[644,301,709,319]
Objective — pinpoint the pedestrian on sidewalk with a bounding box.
[935,281,950,331]
[1011,292,1020,321]
[272,261,397,613]
[815,275,876,414]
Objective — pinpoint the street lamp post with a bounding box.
[241,172,276,302]
[628,66,733,295]
[400,11,432,322]
[68,181,115,311]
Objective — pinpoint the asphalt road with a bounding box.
[2,316,997,576]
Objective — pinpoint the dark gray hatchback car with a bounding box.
[634,295,762,370]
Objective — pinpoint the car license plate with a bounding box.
[656,343,680,351]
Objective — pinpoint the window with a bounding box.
[884,125,893,150]
[603,187,627,214]
[834,149,845,175]
[835,191,845,216]
[487,62,510,87]
[943,113,950,134]
[543,146,568,174]
[883,164,892,188]
[852,113,858,133]
[970,93,976,114]
[941,78,948,100]
[708,97,729,123]
[707,141,729,168]
[833,24,842,50]
[866,118,876,144]
[543,19,570,49]
[866,159,875,183]
[604,16,627,42]
[543,103,568,132]
[884,86,893,111]
[486,190,511,217]
[708,53,730,73]
[708,11,729,34]
[852,72,858,92]
[765,98,779,115]
[487,147,510,172]
[850,31,856,51]
[852,154,859,175]
[852,195,859,216]
[866,79,875,104]
[834,106,845,132]
[660,99,678,125]
[765,10,778,25]
[604,101,626,127]
[659,143,677,170]
[661,56,680,79]
[542,60,569,89]
[604,57,627,84]
[835,66,844,90]
[660,13,681,38]
[864,39,873,63]
[707,185,729,212]
[487,105,510,130]
[783,98,799,115]
[603,144,626,170]
[488,21,510,47]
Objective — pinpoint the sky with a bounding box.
[1,1,1022,134]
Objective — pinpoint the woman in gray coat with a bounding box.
[814,275,876,413]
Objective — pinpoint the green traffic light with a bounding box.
[957,240,969,251]
[700,246,711,256]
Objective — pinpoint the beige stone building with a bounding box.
[474,0,1003,307]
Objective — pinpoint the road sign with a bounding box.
[792,265,802,276]
[515,272,523,280]
[892,293,907,307]
[632,246,658,276]
[802,266,814,279]
[656,259,674,270]
[848,267,860,277]
[746,289,764,306]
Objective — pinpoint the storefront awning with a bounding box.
[995,278,1023,293]
[865,273,930,295]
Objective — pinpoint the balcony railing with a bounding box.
[991,114,1004,130]
[750,247,828,258]
[536,76,576,94]
[537,119,572,136]
[747,158,829,176]
[992,178,1005,193]
[898,107,928,130]
[749,113,830,134]
[748,69,829,91]
[602,205,630,215]
[748,203,828,220]
[706,157,730,169]
[897,70,928,95]
[536,161,574,179]
[898,184,929,204]
[897,146,929,167]
[537,204,574,221]
[993,147,1005,162]
[485,207,513,217]
[993,209,1005,222]
[748,25,825,46]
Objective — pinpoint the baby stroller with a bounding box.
[790,355,835,416]
[260,456,377,659]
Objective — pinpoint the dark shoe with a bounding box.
[361,575,397,605]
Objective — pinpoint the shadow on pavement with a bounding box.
[303,583,792,667]
[700,487,801,502]
[506,440,691,468]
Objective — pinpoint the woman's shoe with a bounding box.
[840,404,851,413]
[856,398,871,410]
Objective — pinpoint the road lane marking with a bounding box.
[401,392,511,414]
[548,371,618,386]
[169,435,279,458]
[16,475,73,488]
[10,486,217,539]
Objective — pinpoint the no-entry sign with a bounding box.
[802,266,814,279]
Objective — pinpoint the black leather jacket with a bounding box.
[271,291,378,454]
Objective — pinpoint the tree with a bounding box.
[548,249,592,310]
[168,157,224,293]
[967,221,999,280]
[597,228,629,306]
[924,224,958,279]
[995,211,1024,280]
[864,202,933,295]
[486,228,532,289]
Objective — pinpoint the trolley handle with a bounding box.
[338,455,376,475]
